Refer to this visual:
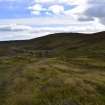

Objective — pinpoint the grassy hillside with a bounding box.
[0,32,105,105]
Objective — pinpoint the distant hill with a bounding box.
[0,31,105,58]
[0,32,105,105]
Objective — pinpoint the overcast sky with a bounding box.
[0,0,105,41]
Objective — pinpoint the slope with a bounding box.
[0,32,105,105]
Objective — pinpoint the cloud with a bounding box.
[0,17,105,41]
[0,0,105,41]
[0,24,32,32]
[28,0,88,17]
[35,0,55,3]
[28,4,44,15]
[0,31,50,41]
[29,3,65,15]
[48,5,64,15]
[77,0,105,25]
[0,23,51,41]
[34,0,87,5]
[1,0,105,26]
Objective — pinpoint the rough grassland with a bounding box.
[0,32,105,105]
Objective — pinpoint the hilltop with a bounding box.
[0,31,105,57]
[0,32,105,105]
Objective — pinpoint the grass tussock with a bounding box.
[0,32,105,105]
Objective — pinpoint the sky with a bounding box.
[0,0,105,41]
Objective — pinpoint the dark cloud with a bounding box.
[0,26,23,32]
[0,25,32,32]
[80,0,105,25]
[78,16,94,21]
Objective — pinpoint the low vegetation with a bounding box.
[0,32,105,105]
